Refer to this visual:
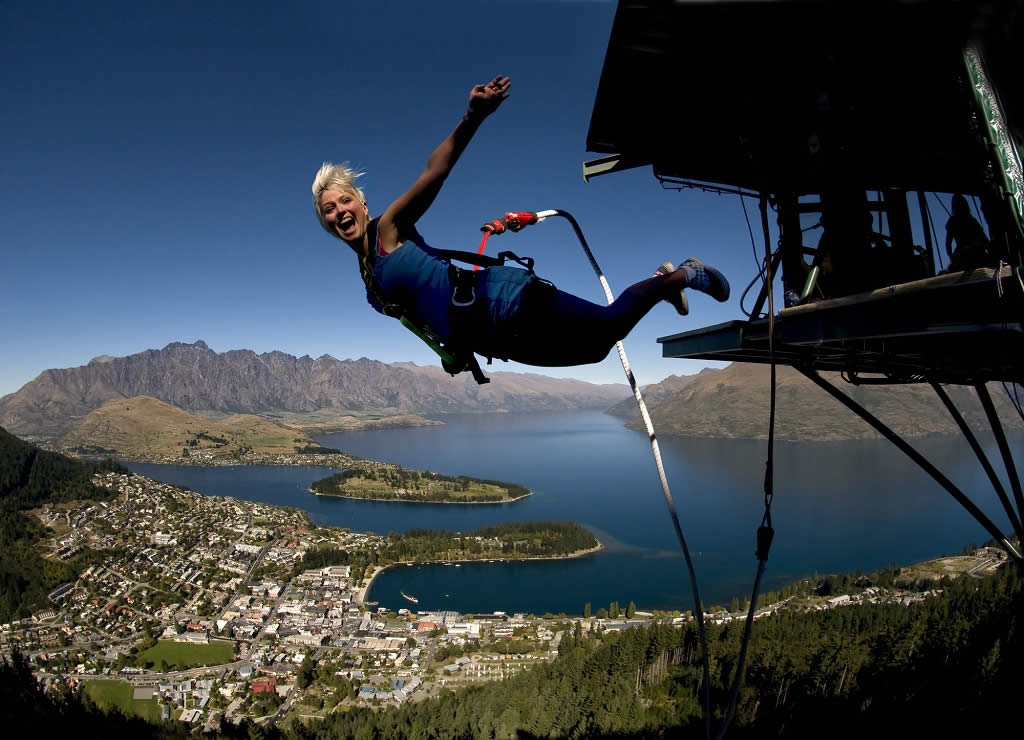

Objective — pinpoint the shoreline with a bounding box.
[91,452,364,469]
[109,455,533,506]
[308,488,533,505]
[355,540,604,604]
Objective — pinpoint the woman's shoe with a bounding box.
[679,257,730,302]
[655,261,689,316]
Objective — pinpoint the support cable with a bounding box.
[925,194,943,273]
[931,382,1024,542]
[545,209,713,740]
[931,191,952,217]
[974,383,1024,529]
[716,194,776,739]
[918,191,942,272]
[739,193,763,275]
[797,367,1022,561]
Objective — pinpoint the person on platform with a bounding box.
[311,76,729,381]
[945,193,991,272]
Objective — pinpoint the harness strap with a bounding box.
[359,219,539,385]
[443,264,491,384]
[440,250,536,384]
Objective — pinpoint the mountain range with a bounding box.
[0,341,627,439]
[3,341,1020,444]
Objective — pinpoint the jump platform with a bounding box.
[658,266,1024,385]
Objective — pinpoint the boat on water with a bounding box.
[401,591,418,604]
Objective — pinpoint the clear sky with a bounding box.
[1,0,769,398]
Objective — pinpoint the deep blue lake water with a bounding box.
[124,410,1015,616]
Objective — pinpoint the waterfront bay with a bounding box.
[125,410,1013,615]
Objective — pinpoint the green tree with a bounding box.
[296,654,315,689]
[626,601,636,619]
[584,602,591,618]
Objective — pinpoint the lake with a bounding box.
[124,410,1015,615]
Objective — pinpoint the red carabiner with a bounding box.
[503,211,538,232]
[480,218,507,234]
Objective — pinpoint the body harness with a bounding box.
[358,216,542,385]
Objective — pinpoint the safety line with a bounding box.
[542,209,713,740]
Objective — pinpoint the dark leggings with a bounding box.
[486,276,665,367]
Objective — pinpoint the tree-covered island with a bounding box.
[310,465,531,503]
[390,522,601,561]
[295,521,600,583]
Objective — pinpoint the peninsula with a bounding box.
[310,467,531,504]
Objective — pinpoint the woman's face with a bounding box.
[320,188,369,244]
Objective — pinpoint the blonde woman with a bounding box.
[313,76,728,379]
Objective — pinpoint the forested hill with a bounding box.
[0,427,121,622]
[0,426,120,509]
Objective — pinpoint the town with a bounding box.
[1,471,1008,732]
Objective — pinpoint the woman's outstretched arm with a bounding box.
[377,76,510,252]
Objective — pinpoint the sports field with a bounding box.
[138,639,236,669]
[82,679,161,721]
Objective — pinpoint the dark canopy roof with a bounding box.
[586,0,1021,194]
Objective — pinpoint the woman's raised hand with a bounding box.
[467,76,511,121]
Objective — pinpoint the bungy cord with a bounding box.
[536,209,714,740]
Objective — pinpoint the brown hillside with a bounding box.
[627,363,1022,441]
[59,396,317,458]
[606,368,719,418]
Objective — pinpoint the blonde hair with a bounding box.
[312,162,366,236]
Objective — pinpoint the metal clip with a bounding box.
[451,286,476,307]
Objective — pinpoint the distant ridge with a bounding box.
[624,363,1022,441]
[0,341,628,439]
[605,368,719,418]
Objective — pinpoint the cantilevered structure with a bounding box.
[585,0,1024,557]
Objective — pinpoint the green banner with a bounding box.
[963,46,1024,242]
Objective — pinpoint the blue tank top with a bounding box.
[365,220,533,344]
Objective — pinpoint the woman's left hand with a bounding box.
[467,76,510,120]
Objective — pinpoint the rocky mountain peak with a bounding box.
[0,342,627,439]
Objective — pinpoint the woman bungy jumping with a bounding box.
[312,76,729,382]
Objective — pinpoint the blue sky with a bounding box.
[1,0,769,398]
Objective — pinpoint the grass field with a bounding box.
[138,639,236,669]
[82,680,161,721]
[899,556,976,581]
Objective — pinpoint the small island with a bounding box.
[310,465,531,504]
